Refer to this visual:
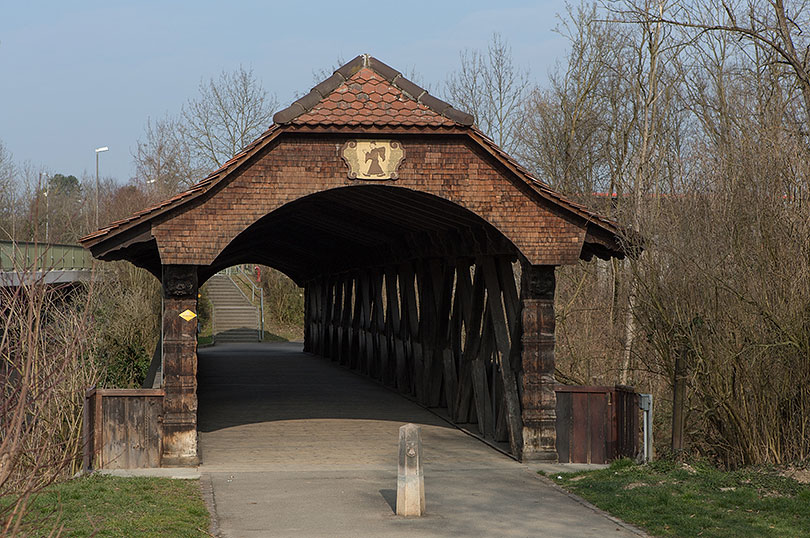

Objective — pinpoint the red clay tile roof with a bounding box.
[274,55,472,126]
[292,67,457,127]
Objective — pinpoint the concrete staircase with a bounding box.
[205,274,260,343]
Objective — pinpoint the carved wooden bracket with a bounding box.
[521,264,555,300]
[162,265,198,299]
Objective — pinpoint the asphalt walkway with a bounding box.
[197,342,642,537]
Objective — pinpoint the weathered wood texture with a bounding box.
[520,265,558,461]
[83,388,164,470]
[554,385,639,464]
[305,255,538,458]
[161,264,199,466]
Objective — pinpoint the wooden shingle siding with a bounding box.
[151,136,586,269]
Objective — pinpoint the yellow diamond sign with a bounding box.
[179,309,197,321]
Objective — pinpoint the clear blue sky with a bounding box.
[0,1,567,183]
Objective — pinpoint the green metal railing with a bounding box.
[0,241,93,272]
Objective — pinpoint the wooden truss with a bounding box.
[304,254,528,456]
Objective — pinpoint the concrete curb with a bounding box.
[95,467,200,479]
[199,473,222,537]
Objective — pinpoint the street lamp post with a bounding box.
[95,146,109,229]
[38,171,50,242]
[44,178,49,243]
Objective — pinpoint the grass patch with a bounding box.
[550,459,810,537]
[261,321,303,343]
[260,330,288,342]
[197,334,213,346]
[11,474,209,537]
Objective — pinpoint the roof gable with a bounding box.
[80,55,636,264]
[273,55,473,127]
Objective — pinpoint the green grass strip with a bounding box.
[11,474,210,537]
[549,459,810,537]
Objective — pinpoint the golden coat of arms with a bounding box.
[340,140,405,180]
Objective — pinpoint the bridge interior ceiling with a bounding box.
[203,186,520,284]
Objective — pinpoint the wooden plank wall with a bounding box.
[84,388,164,470]
[304,255,524,455]
[555,385,640,464]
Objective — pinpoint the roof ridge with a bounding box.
[273,55,474,126]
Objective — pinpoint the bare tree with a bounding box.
[311,56,347,86]
[180,66,278,170]
[445,34,530,153]
[520,3,635,196]
[622,0,810,127]
[0,140,16,239]
[133,116,200,197]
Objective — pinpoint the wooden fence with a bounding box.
[83,388,164,470]
[555,385,639,464]
[82,384,638,469]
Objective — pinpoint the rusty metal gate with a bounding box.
[555,385,639,464]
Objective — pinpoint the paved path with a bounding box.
[197,343,641,537]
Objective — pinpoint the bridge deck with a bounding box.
[197,343,638,537]
[197,342,509,472]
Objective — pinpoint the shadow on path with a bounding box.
[197,342,454,433]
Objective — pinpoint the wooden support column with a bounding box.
[303,284,312,352]
[340,277,353,366]
[520,264,558,462]
[161,264,199,466]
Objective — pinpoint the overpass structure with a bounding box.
[0,240,94,286]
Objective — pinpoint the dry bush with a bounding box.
[554,259,630,385]
[0,275,100,535]
[630,129,810,466]
[0,254,159,534]
[260,267,304,327]
[533,1,810,468]
[90,262,160,388]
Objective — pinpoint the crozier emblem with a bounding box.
[340,140,405,180]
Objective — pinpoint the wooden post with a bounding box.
[481,256,524,457]
[520,264,558,462]
[303,284,311,352]
[161,264,199,466]
[396,423,425,516]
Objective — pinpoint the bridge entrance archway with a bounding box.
[81,55,632,467]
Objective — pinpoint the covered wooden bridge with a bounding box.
[80,55,631,467]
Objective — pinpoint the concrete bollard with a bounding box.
[396,423,425,516]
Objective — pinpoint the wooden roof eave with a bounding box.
[464,128,638,260]
[79,123,463,257]
[80,123,638,268]
[79,124,286,255]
